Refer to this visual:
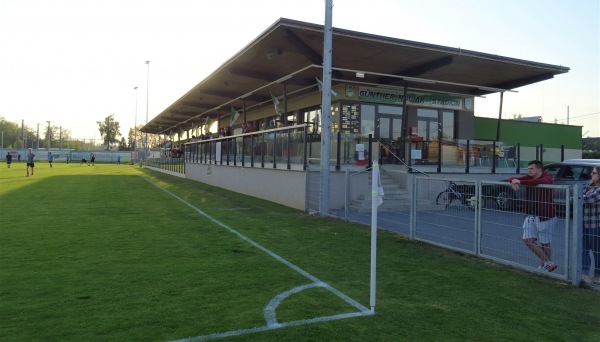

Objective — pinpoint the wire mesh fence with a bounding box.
[306,167,592,286]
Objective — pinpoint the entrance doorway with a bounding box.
[377,114,403,164]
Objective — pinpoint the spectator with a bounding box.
[582,165,600,284]
[509,160,558,272]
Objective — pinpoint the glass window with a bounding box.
[303,108,321,133]
[442,111,455,140]
[417,108,438,118]
[379,105,403,116]
[558,166,583,180]
[361,105,375,139]
[417,108,438,141]
[544,164,562,177]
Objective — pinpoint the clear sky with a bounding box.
[1,0,598,141]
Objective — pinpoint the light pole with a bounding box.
[134,86,138,163]
[145,60,150,162]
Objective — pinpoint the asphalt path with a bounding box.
[335,205,572,278]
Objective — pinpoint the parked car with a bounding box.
[488,159,600,213]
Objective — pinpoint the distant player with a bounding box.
[48,152,54,168]
[6,153,12,168]
[26,148,35,176]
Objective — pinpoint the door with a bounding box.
[377,115,403,164]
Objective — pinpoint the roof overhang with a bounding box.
[143,18,569,135]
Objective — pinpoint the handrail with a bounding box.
[378,140,430,177]
[183,124,310,145]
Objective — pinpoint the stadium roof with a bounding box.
[144,18,569,135]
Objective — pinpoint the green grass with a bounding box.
[1,161,600,341]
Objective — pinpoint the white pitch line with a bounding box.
[171,311,372,342]
[264,282,324,327]
[141,177,372,341]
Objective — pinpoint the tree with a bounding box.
[127,125,144,151]
[0,118,23,148]
[97,114,121,149]
[118,137,128,150]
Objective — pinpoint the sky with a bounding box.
[1,0,599,142]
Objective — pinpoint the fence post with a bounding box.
[368,134,373,169]
[303,129,308,171]
[465,140,470,173]
[344,170,350,220]
[492,141,497,174]
[570,183,583,285]
[272,133,277,169]
[540,144,543,164]
[336,131,341,171]
[410,173,417,240]
[287,130,291,170]
[516,143,521,174]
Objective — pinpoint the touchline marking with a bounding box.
[141,177,372,341]
[170,311,371,342]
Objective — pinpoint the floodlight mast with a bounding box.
[145,61,150,163]
[134,86,138,163]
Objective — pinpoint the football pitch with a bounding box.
[1,162,599,341]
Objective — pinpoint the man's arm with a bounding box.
[508,175,529,190]
[518,172,553,186]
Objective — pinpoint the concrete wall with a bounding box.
[185,163,307,210]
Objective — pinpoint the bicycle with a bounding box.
[435,181,476,210]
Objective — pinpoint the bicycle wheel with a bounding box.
[436,190,452,208]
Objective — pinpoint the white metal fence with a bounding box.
[306,168,593,287]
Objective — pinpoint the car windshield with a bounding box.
[544,164,561,177]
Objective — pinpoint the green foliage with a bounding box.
[1,164,599,341]
[118,137,128,150]
[96,114,121,149]
[583,150,600,159]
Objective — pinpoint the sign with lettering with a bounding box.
[358,87,470,110]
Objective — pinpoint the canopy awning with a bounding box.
[143,18,569,135]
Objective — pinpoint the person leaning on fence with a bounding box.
[508,160,558,272]
[582,165,600,284]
